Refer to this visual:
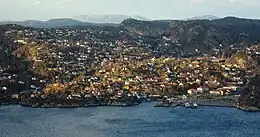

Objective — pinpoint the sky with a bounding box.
[0,0,260,21]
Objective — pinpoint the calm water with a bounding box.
[0,103,260,137]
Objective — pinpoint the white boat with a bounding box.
[184,102,198,109]
[184,103,191,108]
[193,103,198,108]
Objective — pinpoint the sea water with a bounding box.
[0,103,260,137]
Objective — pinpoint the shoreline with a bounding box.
[0,102,142,108]
[153,96,260,112]
[1,95,259,111]
[197,104,234,108]
[1,100,260,112]
[154,103,235,108]
[16,102,142,108]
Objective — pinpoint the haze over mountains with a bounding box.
[0,18,96,28]
[0,14,222,28]
[72,14,150,24]
[0,14,150,28]
[185,15,220,21]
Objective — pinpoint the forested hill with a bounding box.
[121,17,260,52]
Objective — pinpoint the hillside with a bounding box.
[121,17,260,53]
[121,18,170,37]
[0,26,41,103]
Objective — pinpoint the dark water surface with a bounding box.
[0,103,260,137]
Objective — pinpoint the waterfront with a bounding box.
[1,103,260,137]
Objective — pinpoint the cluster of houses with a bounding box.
[0,25,259,104]
[95,56,250,98]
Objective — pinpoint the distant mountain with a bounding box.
[72,14,149,24]
[186,15,220,21]
[0,18,95,28]
[0,16,142,28]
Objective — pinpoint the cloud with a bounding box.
[55,0,73,9]
[228,0,260,6]
[32,0,41,6]
[188,0,205,3]
[142,0,154,3]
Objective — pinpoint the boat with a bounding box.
[184,103,191,108]
[184,102,198,109]
[193,103,198,108]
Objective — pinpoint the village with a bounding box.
[1,25,260,108]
